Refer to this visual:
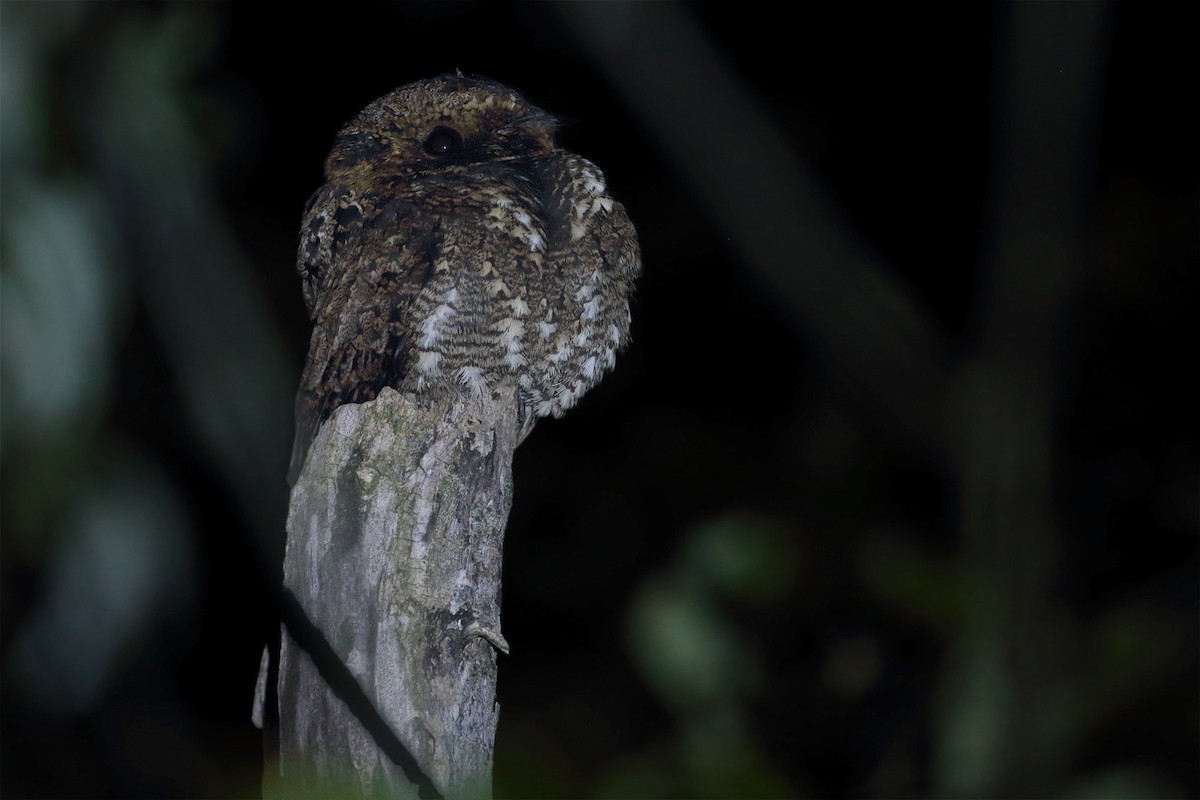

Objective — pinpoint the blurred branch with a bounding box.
[550,3,952,452]
[941,4,1110,795]
[76,9,293,539]
[555,4,1114,795]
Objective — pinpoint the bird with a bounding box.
[288,74,641,483]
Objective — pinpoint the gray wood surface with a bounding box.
[275,388,515,798]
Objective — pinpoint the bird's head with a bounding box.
[325,74,559,193]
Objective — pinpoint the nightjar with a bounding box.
[289,75,641,483]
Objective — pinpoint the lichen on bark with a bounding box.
[275,387,517,799]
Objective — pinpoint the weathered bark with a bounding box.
[272,387,516,798]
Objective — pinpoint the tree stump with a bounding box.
[272,387,516,798]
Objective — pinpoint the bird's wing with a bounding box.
[288,185,436,485]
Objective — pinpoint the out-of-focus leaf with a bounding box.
[858,531,977,630]
[681,513,801,603]
[1066,766,1180,800]
[8,448,196,713]
[934,629,1011,796]
[678,709,792,798]
[627,575,757,711]
[1,180,122,447]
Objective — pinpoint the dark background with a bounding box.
[1,2,1196,797]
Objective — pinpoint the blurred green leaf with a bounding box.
[682,513,801,603]
[8,447,197,714]
[934,630,1012,797]
[859,531,979,630]
[1066,766,1181,800]
[1,180,122,450]
[627,575,757,711]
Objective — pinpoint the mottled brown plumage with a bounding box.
[289,75,641,483]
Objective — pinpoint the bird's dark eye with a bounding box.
[423,126,463,157]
